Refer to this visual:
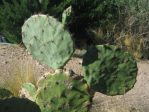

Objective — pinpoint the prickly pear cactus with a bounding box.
[22,14,74,69]
[82,45,138,95]
[21,71,91,112]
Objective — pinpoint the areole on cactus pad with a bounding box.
[82,45,138,96]
[22,14,74,69]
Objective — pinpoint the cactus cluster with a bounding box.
[0,4,140,111]
[22,14,74,69]
[20,12,138,111]
[21,13,92,112]
[82,45,138,95]
[21,71,91,112]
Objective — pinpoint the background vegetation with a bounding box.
[0,0,148,59]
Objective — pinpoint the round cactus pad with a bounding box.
[83,45,138,95]
[22,14,74,69]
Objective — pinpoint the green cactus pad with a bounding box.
[21,83,37,101]
[22,14,74,69]
[62,6,72,25]
[0,97,41,112]
[0,88,13,99]
[83,45,138,95]
[23,71,91,112]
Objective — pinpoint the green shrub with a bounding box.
[70,0,119,43]
[0,0,39,43]
[39,0,71,19]
[114,0,149,59]
[0,0,71,43]
[83,0,149,59]
[0,0,120,44]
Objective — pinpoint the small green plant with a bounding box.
[21,13,92,112]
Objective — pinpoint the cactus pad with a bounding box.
[62,6,72,25]
[22,71,91,112]
[0,97,41,112]
[22,14,74,69]
[20,83,37,101]
[0,88,13,99]
[83,45,138,95]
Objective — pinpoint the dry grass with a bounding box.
[115,33,144,59]
[3,60,37,96]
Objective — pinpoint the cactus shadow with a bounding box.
[82,45,98,66]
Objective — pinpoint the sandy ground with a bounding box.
[0,44,149,112]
